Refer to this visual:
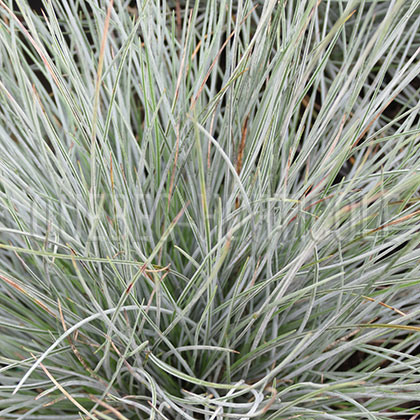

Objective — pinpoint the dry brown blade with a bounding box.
[190,34,210,61]
[235,116,249,209]
[338,190,383,215]
[145,264,171,273]
[301,94,321,112]
[362,295,407,317]
[262,386,278,414]
[147,400,171,419]
[94,0,114,107]
[90,394,130,420]
[167,123,180,206]
[0,1,60,86]
[324,317,380,353]
[0,273,55,317]
[33,354,97,419]
[235,116,249,175]
[119,162,127,183]
[176,0,182,37]
[249,257,261,289]
[110,152,114,191]
[0,273,27,295]
[125,263,147,294]
[109,338,148,380]
[90,0,114,198]
[323,328,361,352]
[127,252,171,294]
[127,5,138,16]
[42,395,67,407]
[368,209,420,234]
[111,250,124,259]
[1,10,8,25]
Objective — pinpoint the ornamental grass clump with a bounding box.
[1,0,420,418]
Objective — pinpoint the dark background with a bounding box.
[23,0,44,13]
